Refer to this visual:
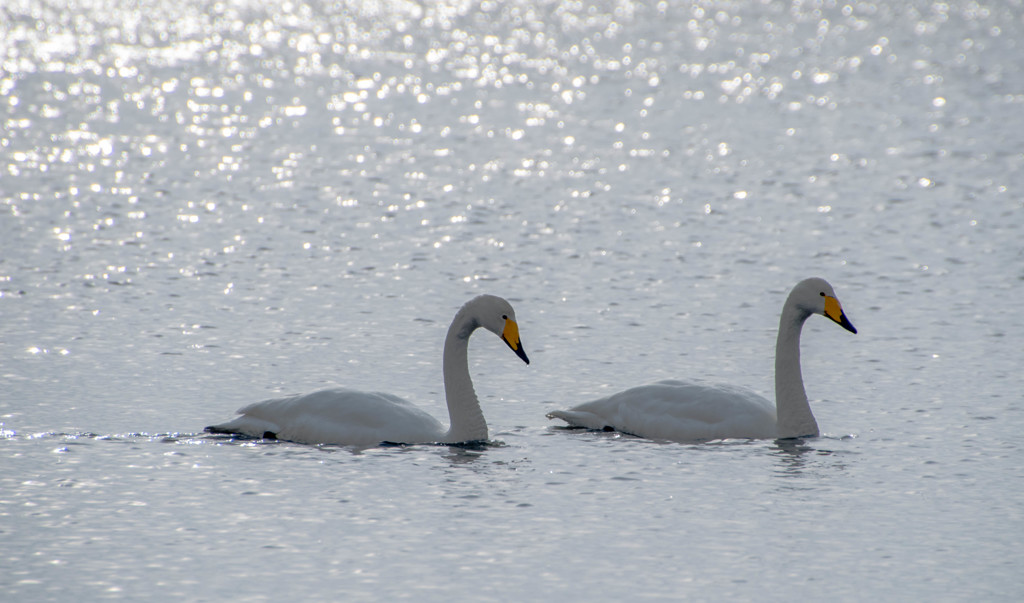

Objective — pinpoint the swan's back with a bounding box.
[549,380,778,442]
[207,388,447,446]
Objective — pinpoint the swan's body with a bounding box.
[206,294,529,447]
[548,278,856,441]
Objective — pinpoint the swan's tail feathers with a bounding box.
[546,410,611,431]
[204,416,280,439]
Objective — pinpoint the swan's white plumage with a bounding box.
[550,380,778,441]
[209,389,448,447]
[548,277,857,442]
[206,294,529,447]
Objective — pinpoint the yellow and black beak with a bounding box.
[824,295,857,334]
[501,318,530,364]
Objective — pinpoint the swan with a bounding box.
[205,294,530,447]
[547,277,857,441]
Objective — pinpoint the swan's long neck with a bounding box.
[774,300,818,439]
[441,312,488,443]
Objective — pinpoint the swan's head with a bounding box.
[792,277,857,334]
[464,294,530,365]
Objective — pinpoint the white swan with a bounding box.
[548,277,857,441]
[205,294,529,447]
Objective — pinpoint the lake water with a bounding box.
[2,0,1022,600]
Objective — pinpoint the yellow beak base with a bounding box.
[824,296,857,334]
[502,319,530,364]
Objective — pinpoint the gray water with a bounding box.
[2,0,1022,600]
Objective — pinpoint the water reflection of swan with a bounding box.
[206,295,529,447]
[548,278,857,442]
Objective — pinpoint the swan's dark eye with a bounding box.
[502,314,508,320]
[819,292,826,297]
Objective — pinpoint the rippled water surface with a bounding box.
[3,1,1022,600]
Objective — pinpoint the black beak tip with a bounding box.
[506,338,530,364]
